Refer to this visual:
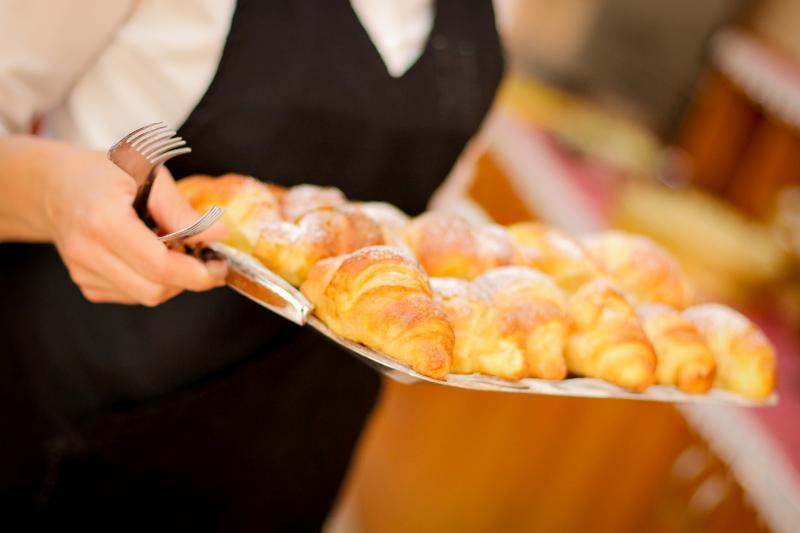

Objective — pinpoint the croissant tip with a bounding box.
[675,362,716,394]
[610,360,656,392]
[413,346,452,379]
[529,359,568,380]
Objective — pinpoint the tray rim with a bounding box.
[306,317,778,407]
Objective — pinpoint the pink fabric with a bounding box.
[538,131,623,224]
[714,29,800,128]
[751,314,800,475]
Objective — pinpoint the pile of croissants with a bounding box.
[178,174,777,399]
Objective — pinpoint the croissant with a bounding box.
[177,174,284,252]
[281,184,346,222]
[402,211,518,279]
[176,174,214,203]
[684,304,776,399]
[350,202,410,247]
[253,205,384,286]
[473,267,569,379]
[301,246,454,378]
[566,279,657,391]
[581,231,694,308]
[637,304,716,393]
[431,277,528,380]
[507,222,602,291]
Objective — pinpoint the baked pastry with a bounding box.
[431,277,528,380]
[402,211,518,279]
[350,202,410,246]
[253,205,384,286]
[301,246,454,378]
[280,184,346,221]
[176,174,214,203]
[684,304,776,399]
[507,222,602,291]
[473,267,569,379]
[566,279,657,391]
[637,304,716,393]
[177,174,283,252]
[581,231,694,308]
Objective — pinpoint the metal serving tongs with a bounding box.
[108,123,312,325]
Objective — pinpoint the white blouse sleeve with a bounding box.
[44,0,236,149]
[2,0,491,145]
[0,0,135,134]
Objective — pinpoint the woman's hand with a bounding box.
[18,138,227,306]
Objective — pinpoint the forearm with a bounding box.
[0,134,67,242]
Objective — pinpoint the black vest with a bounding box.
[0,0,502,528]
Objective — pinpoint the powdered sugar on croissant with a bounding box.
[507,222,601,291]
[432,276,527,380]
[350,202,410,247]
[684,304,775,399]
[254,205,384,286]
[581,231,694,308]
[402,211,518,279]
[567,279,657,391]
[178,173,283,252]
[281,184,347,221]
[637,303,716,393]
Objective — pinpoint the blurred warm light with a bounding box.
[612,181,790,303]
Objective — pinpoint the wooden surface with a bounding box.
[678,64,800,217]
[336,379,767,532]
[678,71,763,195]
[343,382,678,532]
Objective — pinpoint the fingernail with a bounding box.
[206,260,228,284]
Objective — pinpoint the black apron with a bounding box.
[0,0,502,530]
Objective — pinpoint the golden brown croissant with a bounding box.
[350,202,410,247]
[253,205,384,286]
[507,222,602,291]
[637,304,716,393]
[176,174,214,203]
[402,212,519,279]
[473,267,569,379]
[684,304,776,399]
[301,246,454,378]
[566,279,657,391]
[280,184,346,221]
[177,174,284,252]
[431,277,528,380]
[581,231,694,308]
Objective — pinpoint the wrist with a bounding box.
[34,138,77,240]
[0,135,76,242]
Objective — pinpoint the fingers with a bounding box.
[64,246,183,306]
[60,197,226,306]
[71,188,223,290]
[148,168,228,243]
[80,288,139,305]
[105,209,225,292]
[45,146,226,307]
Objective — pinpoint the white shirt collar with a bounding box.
[349,0,435,77]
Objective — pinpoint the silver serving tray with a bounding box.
[204,242,312,325]
[209,243,777,406]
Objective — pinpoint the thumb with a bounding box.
[149,167,228,243]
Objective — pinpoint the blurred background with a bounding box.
[327,0,800,531]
